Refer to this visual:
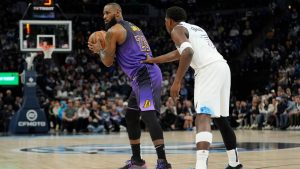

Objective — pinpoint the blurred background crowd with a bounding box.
[0,0,300,133]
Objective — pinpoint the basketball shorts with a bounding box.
[194,61,231,117]
[128,64,162,112]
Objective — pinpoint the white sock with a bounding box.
[196,150,209,169]
[226,149,240,167]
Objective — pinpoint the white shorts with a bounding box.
[194,61,231,117]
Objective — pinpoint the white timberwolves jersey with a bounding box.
[177,22,225,69]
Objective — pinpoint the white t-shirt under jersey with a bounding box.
[176,22,225,69]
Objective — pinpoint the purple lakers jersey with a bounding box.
[116,20,153,79]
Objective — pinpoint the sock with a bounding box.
[131,144,142,161]
[226,149,240,167]
[196,150,209,169]
[155,144,166,160]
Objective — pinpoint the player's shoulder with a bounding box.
[108,24,126,35]
[173,22,188,33]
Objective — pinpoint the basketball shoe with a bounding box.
[225,164,243,169]
[155,159,172,169]
[119,158,147,169]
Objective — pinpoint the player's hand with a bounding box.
[88,40,103,54]
[141,55,154,63]
[170,81,181,102]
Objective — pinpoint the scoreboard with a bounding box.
[32,0,55,19]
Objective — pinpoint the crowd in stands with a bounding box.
[1,0,300,133]
[231,0,300,130]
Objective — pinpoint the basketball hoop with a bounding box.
[39,42,54,59]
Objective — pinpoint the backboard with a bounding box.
[19,20,72,52]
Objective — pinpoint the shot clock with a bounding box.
[32,0,55,19]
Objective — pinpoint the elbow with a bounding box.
[103,60,113,67]
[182,48,194,59]
[188,48,194,58]
[102,53,114,67]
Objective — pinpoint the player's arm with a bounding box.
[99,28,117,67]
[170,26,194,99]
[142,50,180,64]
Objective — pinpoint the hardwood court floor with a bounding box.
[0,130,300,169]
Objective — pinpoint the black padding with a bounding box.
[213,117,237,150]
[141,110,164,141]
[125,108,141,140]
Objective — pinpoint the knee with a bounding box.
[196,131,212,144]
[213,117,231,130]
[141,110,163,140]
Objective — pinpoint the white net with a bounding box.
[39,42,54,59]
[42,46,54,59]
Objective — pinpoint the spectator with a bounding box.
[76,101,90,132]
[287,95,300,129]
[264,97,278,129]
[275,97,288,129]
[87,101,104,133]
[3,90,14,106]
[62,100,78,133]
[230,101,242,128]
[110,105,121,132]
[49,100,61,131]
[160,98,177,131]
[100,105,112,133]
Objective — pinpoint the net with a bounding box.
[39,42,54,59]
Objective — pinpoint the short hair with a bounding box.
[106,2,122,12]
[166,6,187,22]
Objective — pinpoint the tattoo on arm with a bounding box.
[105,31,112,47]
[99,31,112,60]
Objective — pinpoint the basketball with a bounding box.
[88,30,106,48]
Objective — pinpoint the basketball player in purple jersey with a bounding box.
[88,3,171,169]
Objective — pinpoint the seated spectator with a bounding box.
[265,97,278,129]
[87,101,104,133]
[0,105,15,132]
[76,101,90,132]
[62,100,78,133]
[250,99,260,129]
[230,100,242,128]
[286,95,299,129]
[183,110,193,131]
[57,100,67,131]
[237,101,249,129]
[276,96,288,129]
[160,98,177,131]
[49,100,61,131]
[182,100,196,129]
[100,105,112,133]
[110,105,121,132]
[257,97,270,129]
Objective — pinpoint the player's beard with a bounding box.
[105,16,117,30]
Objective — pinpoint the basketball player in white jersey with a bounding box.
[143,6,243,169]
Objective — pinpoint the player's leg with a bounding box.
[194,113,212,169]
[216,62,242,169]
[194,61,242,169]
[140,110,169,164]
[213,117,243,169]
[138,65,171,169]
[119,91,146,169]
[194,64,224,169]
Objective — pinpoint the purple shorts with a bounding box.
[128,64,162,112]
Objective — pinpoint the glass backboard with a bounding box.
[19,20,72,52]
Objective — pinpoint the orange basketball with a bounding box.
[88,30,106,48]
